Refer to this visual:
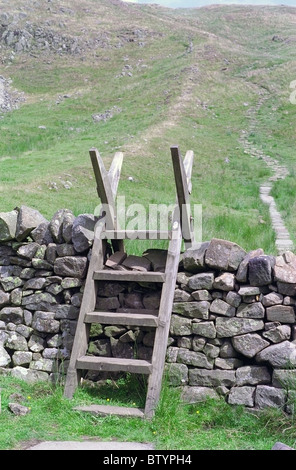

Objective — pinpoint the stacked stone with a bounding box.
[167,238,296,411]
[86,249,166,378]
[0,205,95,383]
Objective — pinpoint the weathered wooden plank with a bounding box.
[76,356,152,374]
[74,404,145,419]
[183,150,194,194]
[89,148,116,230]
[100,230,173,240]
[93,270,166,283]
[108,151,124,199]
[84,311,158,327]
[144,224,183,418]
[64,220,107,399]
[170,145,194,246]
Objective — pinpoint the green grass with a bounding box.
[1,374,296,450]
[1,2,296,253]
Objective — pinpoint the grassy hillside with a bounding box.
[1,0,296,253]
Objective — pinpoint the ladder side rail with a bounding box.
[170,145,194,248]
[64,220,107,398]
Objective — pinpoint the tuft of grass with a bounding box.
[1,374,296,450]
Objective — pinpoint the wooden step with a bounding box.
[100,230,173,240]
[85,311,158,327]
[93,270,166,283]
[74,404,145,419]
[76,356,152,374]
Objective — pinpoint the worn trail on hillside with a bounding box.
[239,93,293,254]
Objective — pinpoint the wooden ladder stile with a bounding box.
[64,146,194,419]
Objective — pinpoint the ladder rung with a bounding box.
[73,404,145,419]
[76,356,152,374]
[100,230,173,240]
[93,270,166,283]
[85,311,158,327]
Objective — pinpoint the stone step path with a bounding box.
[239,94,293,254]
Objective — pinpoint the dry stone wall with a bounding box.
[1,206,296,411]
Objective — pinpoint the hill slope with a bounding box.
[0,0,296,253]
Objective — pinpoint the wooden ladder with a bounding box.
[64,146,194,419]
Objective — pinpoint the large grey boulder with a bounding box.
[169,315,192,336]
[236,366,271,386]
[182,242,210,273]
[0,210,17,241]
[205,238,246,271]
[255,385,287,409]
[0,345,11,367]
[187,272,214,291]
[181,386,219,403]
[248,256,274,286]
[274,252,296,283]
[266,305,295,323]
[210,299,235,317]
[172,301,209,319]
[236,302,265,319]
[32,311,60,334]
[50,209,73,243]
[232,333,269,358]
[236,248,264,283]
[228,386,255,407]
[54,256,88,278]
[192,321,216,339]
[256,340,296,368]
[11,366,48,383]
[72,214,96,253]
[165,363,188,386]
[189,369,236,387]
[216,317,264,338]
[0,306,23,324]
[177,349,213,369]
[16,206,48,241]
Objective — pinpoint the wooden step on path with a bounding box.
[74,404,145,419]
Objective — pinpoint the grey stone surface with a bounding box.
[205,238,246,271]
[210,299,235,317]
[236,366,271,386]
[236,302,265,319]
[172,301,210,319]
[0,210,18,241]
[181,386,219,403]
[216,317,264,338]
[182,242,210,273]
[189,369,236,387]
[256,340,296,368]
[266,305,296,323]
[248,256,274,286]
[232,333,269,358]
[187,272,214,291]
[255,385,287,409]
[16,206,48,242]
[228,386,255,407]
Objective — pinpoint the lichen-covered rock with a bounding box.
[232,333,269,358]
[256,340,296,368]
[228,386,255,407]
[216,317,264,338]
[182,242,210,273]
[0,210,18,241]
[16,205,48,242]
[32,311,60,334]
[72,214,96,253]
[54,256,88,278]
[205,238,246,271]
[181,386,218,403]
[172,301,209,319]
